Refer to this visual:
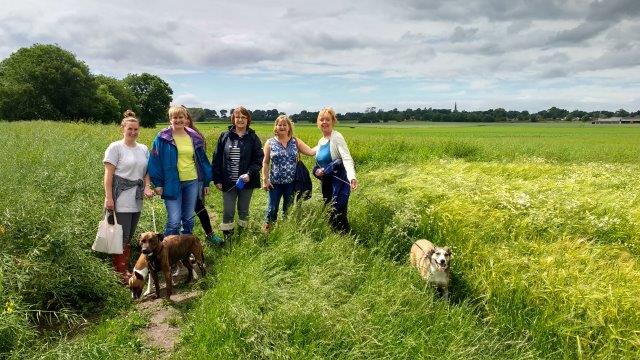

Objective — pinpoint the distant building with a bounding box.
[592,117,640,124]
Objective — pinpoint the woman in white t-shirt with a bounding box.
[103,110,154,282]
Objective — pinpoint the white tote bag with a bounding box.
[92,211,123,254]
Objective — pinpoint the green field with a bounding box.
[1,121,640,359]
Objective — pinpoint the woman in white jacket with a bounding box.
[312,107,358,233]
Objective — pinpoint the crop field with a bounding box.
[1,121,640,359]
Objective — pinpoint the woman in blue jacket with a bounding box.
[148,106,213,235]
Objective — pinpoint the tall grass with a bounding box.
[2,121,640,358]
[350,160,640,358]
[176,206,535,359]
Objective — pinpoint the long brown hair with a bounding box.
[182,105,206,146]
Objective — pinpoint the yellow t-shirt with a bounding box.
[174,134,197,181]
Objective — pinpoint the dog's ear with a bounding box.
[155,233,164,242]
[444,247,452,257]
[426,249,435,260]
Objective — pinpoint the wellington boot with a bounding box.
[122,245,132,279]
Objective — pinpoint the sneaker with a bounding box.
[206,232,224,245]
[261,223,270,234]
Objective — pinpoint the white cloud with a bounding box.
[1,0,639,112]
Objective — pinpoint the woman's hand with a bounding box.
[155,187,163,196]
[240,174,250,182]
[216,183,223,191]
[350,179,358,190]
[104,197,114,211]
[203,187,210,196]
[314,168,325,178]
[262,179,272,191]
[144,186,154,198]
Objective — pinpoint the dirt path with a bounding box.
[134,268,203,356]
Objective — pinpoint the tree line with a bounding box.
[0,44,172,127]
[190,106,639,124]
[2,44,638,126]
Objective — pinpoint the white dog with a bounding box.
[410,239,452,300]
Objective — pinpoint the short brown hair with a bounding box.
[231,106,252,126]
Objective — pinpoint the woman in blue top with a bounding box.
[312,107,358,234]
[261,115,315,232]
[148,106,213,235]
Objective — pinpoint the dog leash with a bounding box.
[149,197,157,233]
[325,173,378,208]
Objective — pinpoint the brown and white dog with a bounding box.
[410,239,452,300]
[128,253,153,300]
[138,232,206,300]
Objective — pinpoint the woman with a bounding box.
[312,107,358,233]
[182,106,223,245]
[212,106,264,239]
[103,110,154,282]
[148,105,212,236]
[261,115,315,232]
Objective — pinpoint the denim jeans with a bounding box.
[265,182,295,224]
[164,180,198,235]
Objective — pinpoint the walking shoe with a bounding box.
[206,232,224,246]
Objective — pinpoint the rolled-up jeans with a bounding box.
[221,188,254,231]
[164,180,198,235]
[265,182,295,224]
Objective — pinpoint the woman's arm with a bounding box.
[261,141,272,190]
[332,132,358,189]
[296,138,316,156]
[104,163,116,210]
[143,174,154,198]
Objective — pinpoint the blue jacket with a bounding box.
[148,127,212,200]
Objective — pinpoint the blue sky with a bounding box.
[2,0,639,114]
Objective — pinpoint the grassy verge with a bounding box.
[350,160,640,358]
[176,204,536,359]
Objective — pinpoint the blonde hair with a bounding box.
[120,110,138,128]
[168,105,189,120]
[231,106,252,126]
[317,107,338,128]
[273,114,294,137]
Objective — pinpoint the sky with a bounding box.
[1,0,639,114]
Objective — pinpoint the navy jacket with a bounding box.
[148,127,212,200]
[313,158,350,210]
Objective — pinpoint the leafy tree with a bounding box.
[0,44,97,120]
[123,73,172,127]
[95,75,137,115]
[615,108,629,117]
[94,84,120,124]
[188,107,205,121]
[220,109,228,118]
[203,108,218,119]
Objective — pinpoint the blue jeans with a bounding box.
[164,180,198,235]
[265,182,295,224]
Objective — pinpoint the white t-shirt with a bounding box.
[103,140,149,212]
